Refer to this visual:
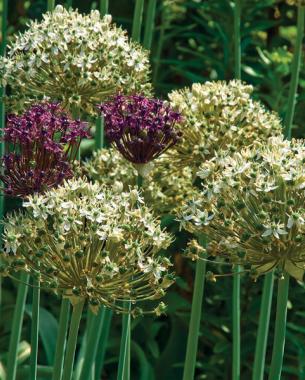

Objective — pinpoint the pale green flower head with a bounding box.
[84,147,195,215]
[1,178,174,315]
[167,80,282,173]
[178,136,305,281]
[0,5,152,115]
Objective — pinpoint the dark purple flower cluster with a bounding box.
[99,95,182,164]
[0,102,89,198]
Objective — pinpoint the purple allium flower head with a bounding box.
[99,95,182,164]
[0,102,89,198]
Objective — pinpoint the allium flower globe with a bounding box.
[84,147,194,215]
[167,80,282,173]
[0,103,89,198]
[0,6,152,115]
[179,136,305,281]
[1,178,174,314]
[100,95,182,176]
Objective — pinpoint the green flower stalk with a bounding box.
[167,80,282,174]
[1,178,174,314]
[0,5,152,116]
[179,136,305,281]
[84,147,194,216]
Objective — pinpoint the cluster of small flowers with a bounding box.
[1,178,174,314]
[84,147,194,215]
[0,5,152,115]
[100,95,182,175]
[167,80,282,173]
[0,103,89,198]
[178,136,305,281]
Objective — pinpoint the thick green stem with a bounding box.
[6,273,29,380]
[143,0,157,50]
[268,274,290,380]
[182,235,207,380]
[62,300,84,380]
[152,18,166,86]
[132,0,144,42]
[47,0,56,11]
[95,116,104,150]
[29,278,40,380]
[284,5,305,139]
[100,0,109,15]
[234,0,242,79]
[52,298,71,380]
[95,308,112,380]
[252,272,274,380]
[232,265,241,380]
[117,302,131,380]
[137,174,143,188]
[79,308,106,380]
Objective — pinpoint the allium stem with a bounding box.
[62,300,84,380]
[95,309,113,380]
[143,0,157,50]
[100,0,109,15]
[232,265,241,380]
[284,4,305,139]
[95,116,104,150]
[6,273,29,380]
[152,14,166,86]
[79,308,106,380]
[65,0,72,10]
[132,0,144,42]
[52,298,71,380]
[252,272,274,380]
[47,0,56,11]
[182,235,207,380]
[29,278,40,380]
[234,0,242,79]
[117,302,131,380]
[268,274,290,380]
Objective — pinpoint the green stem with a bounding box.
[100,0,109,15]
[95,116,104,150]
[52,298,71,380]
[137,174,143,188]
[65,0,72,9]
[234,0,242,79]
[78,308,106,380]
[132,0,145,42]
[117,302,131,380]
[182,235,207,380]
[152,17,166,86]
[268,274,290,380]
[143,0,157,50]
[6,273,29,380]
[47,0,56,11]
[95,308,113,380]
[252,272,274,380]
[232,265,241,380]
[284,4,305,139]
[29,278,40,380]
[62,300,84,380]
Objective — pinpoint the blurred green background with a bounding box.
[1,1,305,379]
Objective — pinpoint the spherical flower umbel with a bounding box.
[99,95,182,176]
[178,136,305,281]
[84,147,194,215]
[0,6,152,115]
[167,80,282,173]
[0,103,89,198]
[1,178,174,314]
